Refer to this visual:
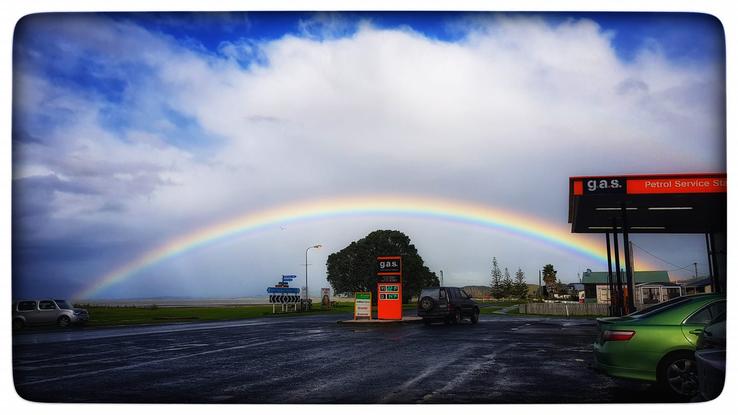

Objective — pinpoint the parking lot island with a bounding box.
[337,316,422,324]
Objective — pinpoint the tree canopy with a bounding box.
[326,230,439,303]
[490,257,503,298]
[542,263,558,297]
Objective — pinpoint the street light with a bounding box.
[305,244,322,301]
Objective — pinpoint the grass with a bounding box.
[72,300,537,328]
[80,302,357,327]
[476,299,527,314]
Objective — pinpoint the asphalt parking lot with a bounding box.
[13,312,665,403]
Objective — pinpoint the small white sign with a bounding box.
[354,292,372,319]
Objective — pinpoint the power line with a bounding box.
[629,241,705,273]
[666,263,699,273]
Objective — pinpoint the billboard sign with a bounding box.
[321,288,331,308]
[376,256,402,320]
[377,256,402,283]
[377,256,402,274]
[571,174,727,196]
[626,177,727,194]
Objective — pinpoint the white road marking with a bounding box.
[380,345,473,403]
[12,318,289,345]
[420,343,515,402]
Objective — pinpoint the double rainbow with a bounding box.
[75,195,645,299]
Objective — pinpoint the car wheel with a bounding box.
[419,296,435,312]
[12,318,24,331]
[658,352,699,400]
[471,308,480,324]
[57,315,71,328]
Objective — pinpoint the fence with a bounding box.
[518,302,610,317]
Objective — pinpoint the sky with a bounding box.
[11,12,726,300]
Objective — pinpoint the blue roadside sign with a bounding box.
[267,287,300,294]
[282,274,298,281]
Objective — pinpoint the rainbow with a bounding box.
[75,195,650,299]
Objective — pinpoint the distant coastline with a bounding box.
[76,296,355,307]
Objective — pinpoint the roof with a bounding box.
[680,277,712,287]
[582,270,670,284]
[634,282,681,287]
[568,173,726,234]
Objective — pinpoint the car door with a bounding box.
[438,288,448,310]
[37,300,59,324]
[681,301,726,346]
[459,289,472,314]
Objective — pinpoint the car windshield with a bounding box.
[54,300,73,309]
[627,295,695,318]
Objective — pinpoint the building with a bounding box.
[582,270,670,304]
[680,278,714,295]
[634,282,683,305]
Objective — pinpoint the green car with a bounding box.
[594,293,726,399]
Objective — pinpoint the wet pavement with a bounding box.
[13,313,665,403]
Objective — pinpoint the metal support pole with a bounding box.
[606,232,615,316]
[613,219,624,316]
[706,233,714,282]
[304,244,322,309]
[709,233,721,293]
[621,204,636,314]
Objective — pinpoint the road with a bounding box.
[13,313,663,403]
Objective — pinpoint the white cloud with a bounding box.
[13,14,725,297]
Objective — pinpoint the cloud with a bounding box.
[12,13,725,298]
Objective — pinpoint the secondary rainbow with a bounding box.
[75,195,643,299]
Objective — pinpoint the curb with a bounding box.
[337,317,423,325]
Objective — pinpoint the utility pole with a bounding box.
[439,270,444,286]
[305,244,322,303]
[538,269,542,299]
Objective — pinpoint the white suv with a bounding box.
[12,299,89,330]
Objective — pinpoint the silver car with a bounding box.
[13,299,89,330]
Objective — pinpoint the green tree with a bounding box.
[490,257,503,298]
[514,268,528,299]
[502,267,514,298]
[542,264,557,297]
[326,230,439,304]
